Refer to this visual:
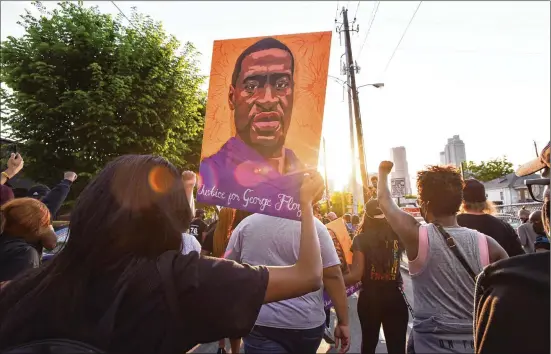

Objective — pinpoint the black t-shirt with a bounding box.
[352,225,403,290]
[474,252,549,354]
[0,251,269,353]
[189,218,208,244]
[457,213,525,257]
[201,221,217,255]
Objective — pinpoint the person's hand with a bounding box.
[5,153,24,178]
[182,170,197,188]
[378,160,394,177]
[299,171,325,206]
[64,171,78,182]
[334,323,351,353]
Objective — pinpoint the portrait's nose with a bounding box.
[256,85,278,110]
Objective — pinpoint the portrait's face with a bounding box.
[230,48,294,156]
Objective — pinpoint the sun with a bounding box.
[317,148,354,193]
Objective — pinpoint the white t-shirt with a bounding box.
[181,233,201,255]
[226,214,340,330]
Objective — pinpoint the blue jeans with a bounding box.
[243,324,325,354]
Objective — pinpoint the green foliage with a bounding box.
[319,191,354,217]
[1,1,205,190]
[464,157,514,182]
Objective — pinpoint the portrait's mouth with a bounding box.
[252,112,282,138]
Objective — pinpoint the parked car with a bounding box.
[42,227,69,262]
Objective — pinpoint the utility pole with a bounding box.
[345,64,360,214]
[322,138,331,212]
[341,7,371,204]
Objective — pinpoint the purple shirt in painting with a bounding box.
[198,137,306,220]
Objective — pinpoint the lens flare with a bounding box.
[148,166,175,194]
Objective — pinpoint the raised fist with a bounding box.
[300,171,325,205]
[64,171,78,182]
[182,170,197,188]
[6,153,24,178]
[378,161,394,176]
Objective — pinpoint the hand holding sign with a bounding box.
[300,171,325,207]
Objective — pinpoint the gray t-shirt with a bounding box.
[226,214,340,330]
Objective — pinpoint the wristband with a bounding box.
[1,171,10,180]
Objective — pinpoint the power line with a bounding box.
[356,1,380,60]
[111,1,137,30]
[353,1,361,20]
[383,1,423,73]
[335,1,340,21]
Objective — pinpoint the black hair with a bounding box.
[231,37,295,87]
[0,155,192,344]
[417,165,464,218]
[356,212,404,276]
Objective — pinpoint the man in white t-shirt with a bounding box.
[226,214,350,353]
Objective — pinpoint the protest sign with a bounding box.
[325,217,353,265]
[323,217,359,309]
[197,31,332,220]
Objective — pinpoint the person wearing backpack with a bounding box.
[0,154,326,354]
[377,161,508,353]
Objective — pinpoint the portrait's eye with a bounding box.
[275,78,290,90]
[244,80,259,93]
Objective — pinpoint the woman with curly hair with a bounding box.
[376,162,508,353]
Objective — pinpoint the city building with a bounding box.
[390,146,412,196]
[440,135,467,167]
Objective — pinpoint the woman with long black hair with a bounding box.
[344,199,408,354]
[0,155,326,354]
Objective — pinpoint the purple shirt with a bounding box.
[198,137,305,220]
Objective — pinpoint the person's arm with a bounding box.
[504,223,525,257]
[182,171,196,216]
[486,235,509,263]
[323,265,350,353]
[41,172,77,218]
[323,265,351,353]
[263,171,325,303]
[377,161,420,260]
[1,153,24,185]
[343,250,364,286]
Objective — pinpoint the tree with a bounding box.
[1,1,205,189]
[464,157,514,182]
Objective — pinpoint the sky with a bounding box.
[1,1,550,192]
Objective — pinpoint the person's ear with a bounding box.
[228,85,235,111]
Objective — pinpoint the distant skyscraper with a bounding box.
[390,146,412,195]
[440,135,467,167]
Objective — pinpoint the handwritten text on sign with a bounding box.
[198,184,302,218]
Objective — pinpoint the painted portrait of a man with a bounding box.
[198,32,331,220]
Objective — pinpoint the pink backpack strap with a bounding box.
[409,224,429,276]
[477,232,490,267]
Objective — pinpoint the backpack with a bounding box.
[2,253,184,354]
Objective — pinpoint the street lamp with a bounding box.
[357,82,384,89]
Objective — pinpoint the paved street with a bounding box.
[189,266,413,353]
